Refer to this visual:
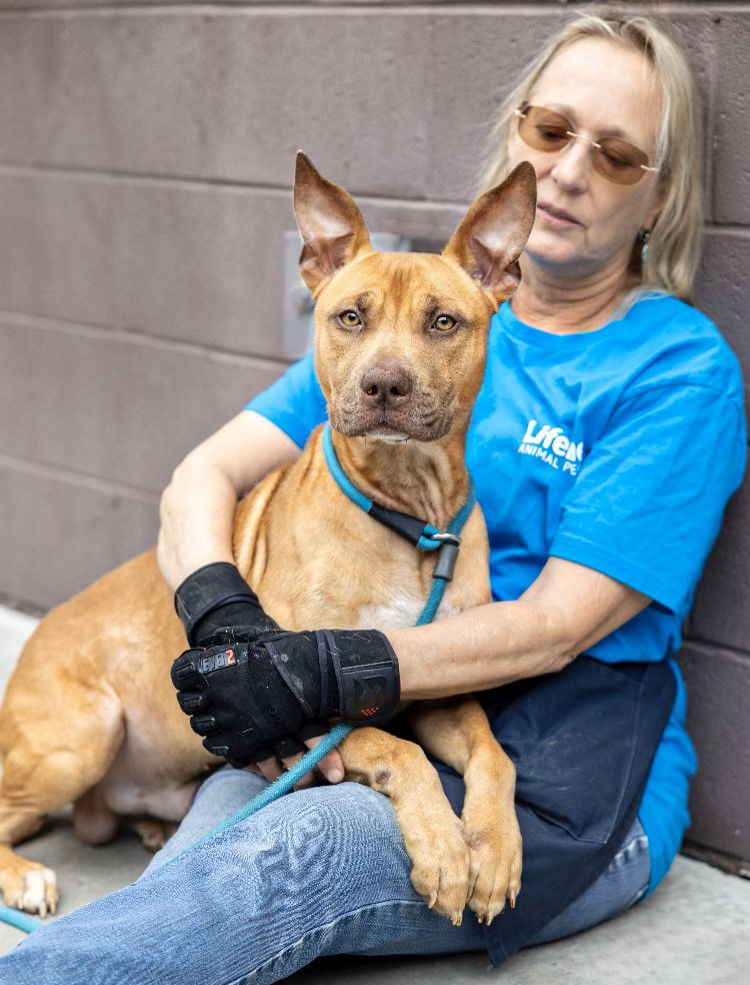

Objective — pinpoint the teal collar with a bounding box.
[321,421,475,625]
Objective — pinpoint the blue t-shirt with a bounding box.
[244,293,746,893]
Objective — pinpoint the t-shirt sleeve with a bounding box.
[550,383,747,614]
[243,349,328,450]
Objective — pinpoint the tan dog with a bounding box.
[0,153,536,928]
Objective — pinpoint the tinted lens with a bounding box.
[517,105,653,185]
[518,106,572,151]
[593,138,650,185]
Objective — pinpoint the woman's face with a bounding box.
[506,37,667,280]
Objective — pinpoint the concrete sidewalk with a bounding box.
[1,605,749,982]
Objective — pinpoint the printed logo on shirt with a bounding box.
[517,419,583,476]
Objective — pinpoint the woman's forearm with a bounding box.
[387,597,573,701]
[157,411,303,591]
[386,558,650,701]
[157,459,239,591]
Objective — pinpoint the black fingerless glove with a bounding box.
[174,561,280,647]
[170,628,400,767]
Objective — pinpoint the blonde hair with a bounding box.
[477,9,703,304]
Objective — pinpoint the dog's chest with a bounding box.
[352,592,460,630]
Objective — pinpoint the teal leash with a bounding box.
[3,425,475,932]
[0,907,44,935]
[163,722,354,867]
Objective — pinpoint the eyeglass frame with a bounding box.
[512,105,661,180]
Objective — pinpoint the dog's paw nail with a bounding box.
[427,891,437,909]
[451,910,463,927]
[476,911,486,924]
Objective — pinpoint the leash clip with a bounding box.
[429,532,461,581]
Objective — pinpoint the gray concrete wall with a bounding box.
[0,2,748,866]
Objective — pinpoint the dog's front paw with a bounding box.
[400,803,472,926]
[463,812,522,926]
[0,855,58,917]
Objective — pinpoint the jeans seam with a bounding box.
[609,832,648,866]
[222,898,427,985]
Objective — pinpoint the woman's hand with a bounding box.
[171,562,356,784]
[248,734,346,790]
[170,627,400,769]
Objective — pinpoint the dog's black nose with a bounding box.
[360,361,413,408]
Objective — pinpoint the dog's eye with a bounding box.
[338,310,362,329]
[433,315,456,332]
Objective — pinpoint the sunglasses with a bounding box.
[514,105,660,185]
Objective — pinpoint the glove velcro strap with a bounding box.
[174,562,257,646]
[322,629,400,725]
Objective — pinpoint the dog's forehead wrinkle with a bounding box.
[347,252,465,296]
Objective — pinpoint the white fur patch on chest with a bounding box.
[354,593,461,631]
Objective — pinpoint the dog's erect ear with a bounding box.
[442,161,537,304]
[294,152,373,294]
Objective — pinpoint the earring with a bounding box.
[640,228,651,263]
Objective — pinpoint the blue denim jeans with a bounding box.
[0,767,650,984]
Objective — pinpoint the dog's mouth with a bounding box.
[366,421,411,443]
[332,408,452,443]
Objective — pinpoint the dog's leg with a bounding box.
[0,686,124,916]
[125,817,179,852]
[338,726,471,925]
[72,783,119,846]
[408,697,522,926]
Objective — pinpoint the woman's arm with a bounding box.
[159,412,648,774]
[158,410,351,784]
[389,557,651,700]
[157,410,301,591]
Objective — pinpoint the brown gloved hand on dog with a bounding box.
[171,562,401,768]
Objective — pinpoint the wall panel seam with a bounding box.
[0,450,160,501]
[0,161,300,193]
[1,3,724,20]
[0,166,747,229]
[681,634,750,662]
[703,5,719,224]
[0,162,470,211]
[0,310,294,369]
[0,2,745,15]
[703,223,750,237]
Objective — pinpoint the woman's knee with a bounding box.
[263,782,404,860]
[235,781,415,900]
[142,767,269,874]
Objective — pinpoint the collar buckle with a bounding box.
[428,532,461,546]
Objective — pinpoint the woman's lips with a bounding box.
[536,201,583,228]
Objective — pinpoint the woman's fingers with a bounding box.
[303,734,345,784]
[250,732,346,787]
[253,750,320,790]
[279,750,316,791]
[255,754,284,782]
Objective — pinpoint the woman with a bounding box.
[2,11,744,983]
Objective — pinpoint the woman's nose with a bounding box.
[550,138,592,193]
